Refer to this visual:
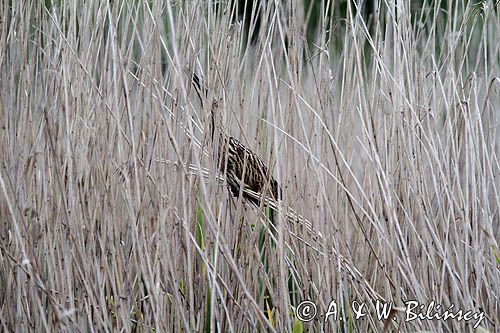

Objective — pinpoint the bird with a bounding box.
[188,70,282,207]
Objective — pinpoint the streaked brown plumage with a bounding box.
[190,71,281,206]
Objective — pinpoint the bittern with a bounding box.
[189,71,281,207]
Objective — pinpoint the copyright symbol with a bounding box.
[296,300,317,322]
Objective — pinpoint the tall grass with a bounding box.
[0,0,498,331]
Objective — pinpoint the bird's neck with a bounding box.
[209,99,224,141]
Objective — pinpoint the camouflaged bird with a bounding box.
[189,71,281,206]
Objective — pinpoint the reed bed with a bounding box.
[0,0,499,331]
